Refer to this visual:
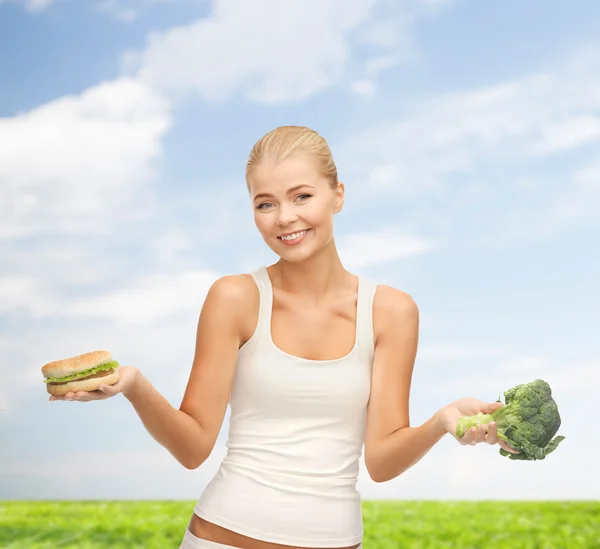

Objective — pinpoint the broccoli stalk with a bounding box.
[455,379,565,461]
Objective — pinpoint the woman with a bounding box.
[50,126,519,549]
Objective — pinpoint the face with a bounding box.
[248,155,344,262]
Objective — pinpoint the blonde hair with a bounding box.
[246,126,338,190]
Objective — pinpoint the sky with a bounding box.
[1,0,599,503]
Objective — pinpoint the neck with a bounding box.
[269,238,353,302]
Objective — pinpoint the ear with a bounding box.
[334,182,345,213]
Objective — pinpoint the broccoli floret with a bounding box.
[455,379,565,461]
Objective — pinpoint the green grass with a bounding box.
[1,501,598,548]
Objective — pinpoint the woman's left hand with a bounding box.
[437,398,520,454]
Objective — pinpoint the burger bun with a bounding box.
[42,350,120,396]
[42,350,113,379]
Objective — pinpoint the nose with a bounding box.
[276,203,298,226]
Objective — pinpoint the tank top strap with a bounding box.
[355,276,378,365]
[248,265,273,341]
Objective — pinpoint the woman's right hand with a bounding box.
[437,398,520,454]
[49,366,139,402]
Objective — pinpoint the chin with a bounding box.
[265,244,310,263]
[280,253,311,263]
[269,247,304,261]
[279,244,326,264]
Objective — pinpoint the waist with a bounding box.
[223,432,363,480]
[220,457,359,495]
[194,463,363,547]
[188,514,362,549]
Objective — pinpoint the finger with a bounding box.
[459,427,478,446]
[75,390,109,402]
[499,440,520,454]
[470,427,479,445]
[475,425,488,443]
[97,383,120,397]
[481,401,504,414]
[50,392,79,401]
[486,422,498,445]
[49,391,97,402]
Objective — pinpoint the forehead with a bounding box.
[249,155,321,193]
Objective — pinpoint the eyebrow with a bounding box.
[253,184,315,201]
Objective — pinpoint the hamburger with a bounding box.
[42,350,120,396]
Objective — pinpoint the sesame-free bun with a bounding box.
[42,350,113,379]
[46,368,120,396]
[42,350,120,395]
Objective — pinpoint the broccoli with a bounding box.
[455,379,565,460]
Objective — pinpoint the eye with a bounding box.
[256,202,273,210]
[296,193,311,201]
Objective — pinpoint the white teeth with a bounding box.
[280,229,308,241]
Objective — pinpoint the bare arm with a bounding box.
[364,287,448,482]
[122,275,249,470]
[123,371,211,470]
[364,288,517,482]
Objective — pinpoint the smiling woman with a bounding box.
[50,125,519,549]
[246,127,344,267]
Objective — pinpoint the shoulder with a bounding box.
[202,273,259,339]
[207,273,255,299]
[373,284,418,318]
[204,273,258,311]
[372,284,419,344]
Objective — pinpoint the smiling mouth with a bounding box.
[277,229,311,242]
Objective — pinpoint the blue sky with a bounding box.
[1,0,599,502]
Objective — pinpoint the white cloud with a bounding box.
[0,267,219,322]
[0,0,56,12]
[358,12,414,49]
[350,80,376,101]
[67,268,219,323]
[1,444,229,499]
[126,0,377,103]
[98,0,208,20]
[364,54,399,75]
[532,115,600,155]
[419,351,597,405]
[340,51,600,188]
[551,162,600,224]
[360,439,598,500]
[3,445,224,481]
[335,48,600,244]
[0,242,122,288]
[338,227,437,269]
[417,343,509,361]
[0,77,171,241]
[121,0,450,104]
[417,0,454,12]
[149,227,196,264]
[97,0,138,22]
[0,0,202,17]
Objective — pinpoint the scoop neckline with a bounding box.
[261,266,360,364]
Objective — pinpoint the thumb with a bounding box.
[481,401,504,414]
[98,382,121,396]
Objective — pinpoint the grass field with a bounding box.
[1,501,598,549]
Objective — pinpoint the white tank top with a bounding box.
[194,265,378,547]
